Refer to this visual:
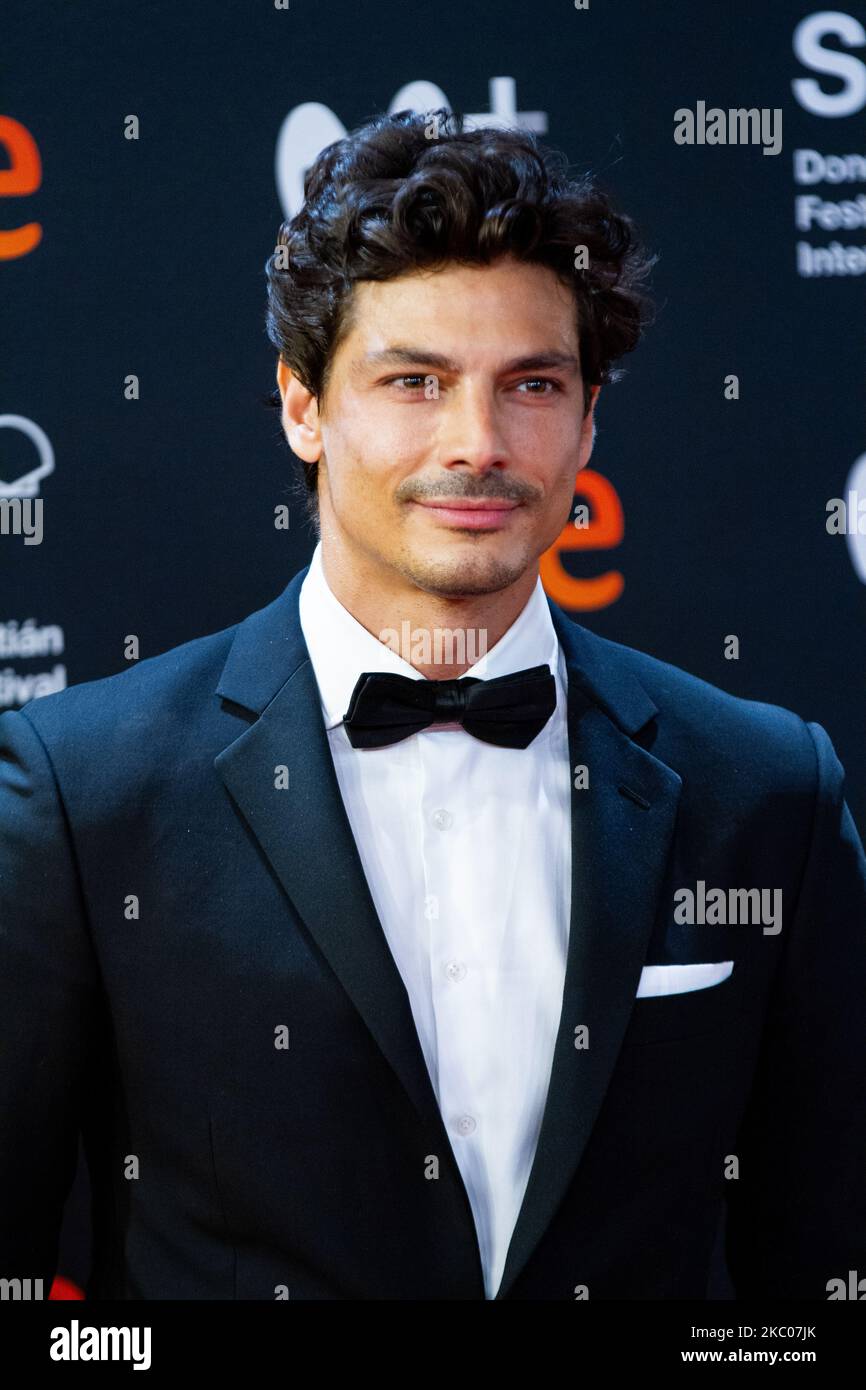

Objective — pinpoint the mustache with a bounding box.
[398,477,540,504]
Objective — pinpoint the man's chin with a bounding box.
[397,547,530,598]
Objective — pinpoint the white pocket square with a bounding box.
[636,961,734,997]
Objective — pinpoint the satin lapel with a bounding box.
[494,601,683,1299]
[213,569,447,1137]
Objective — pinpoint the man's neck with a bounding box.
[318,545,538,680]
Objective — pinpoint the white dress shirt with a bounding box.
[298,541,572,1298]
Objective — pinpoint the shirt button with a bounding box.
[444,960,467,983]
[431,808,453,831]
[455,1115,476,1137]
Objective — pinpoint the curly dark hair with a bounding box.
[265,107,656,531]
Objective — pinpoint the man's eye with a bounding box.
[516,378,562,394]
[388,375,428,389]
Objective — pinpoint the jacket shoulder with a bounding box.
[565,618,820,790]
[6,618,241,750]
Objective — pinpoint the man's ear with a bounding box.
[276,359,322,463]
[579,384,602,468]
[590,384,601,444]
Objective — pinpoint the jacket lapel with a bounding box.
[213,565,682,1299]
[213,566,448,1137]
[494,601,682,1298]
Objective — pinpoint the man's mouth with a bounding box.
[410,499,522,530]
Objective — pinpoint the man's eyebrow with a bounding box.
[356,347,581,374]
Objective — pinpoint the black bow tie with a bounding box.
[341,664,557,750]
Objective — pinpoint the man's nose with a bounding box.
[438,382,509,473]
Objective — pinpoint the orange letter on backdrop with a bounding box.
[0,116,42,259]
[540,468,624,611]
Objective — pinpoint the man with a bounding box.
[2,109,865,1301]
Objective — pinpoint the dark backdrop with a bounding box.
[2,0,864,1297]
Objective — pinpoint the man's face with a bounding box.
[282,255,600,598]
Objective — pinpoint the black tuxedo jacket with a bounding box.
[2,564,865,1300]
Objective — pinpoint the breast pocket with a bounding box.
[620,966,745,1046]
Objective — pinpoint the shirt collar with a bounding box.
[298,540,562,732]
